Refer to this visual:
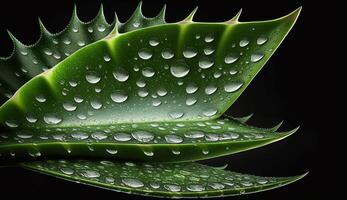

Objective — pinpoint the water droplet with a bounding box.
[164,184,181,192]
[186,97,197,106]
[170,61,190,78]
[138,89,149,97]
[91,132,107,140]
[229,69,238,75]
[133,21,140,28]
[60,167,74,175]
[72,27,78,32]
[90,100,103,110]
[257,36,268,45]
[132,131,154,142]
[111,90,128,103]
[35,95,46,103]
[103,55,111,62]
[106,149,118,154]
[87,27,93,33]
[183,47,197,58]
[5,120,18,128]
[85,71,101,84]
[250,52,264,62]
[239,39,249,47]
[157,88,167,96]
[204,47,215,55]
[43,114,62,125]
[205,85,217,95]
[224,82,243,93]
[44,49,53,56]
[209,183,225,190]
[71,132,89,140]
[142,67,155,77]
[77,41,85,47]
[199,57,214,69]
[136,80,146,88]
[172,149,181,155]
[63,38,71,45]
[161,48,174,59]
[150,183,160,189]
[114,133,131,141]
[122,178,144,188]
[241,181,253,187]
[81,170,100,178]
[213,71,222,78]
[74,96,84,103]
[202,107,218,117]
[204,35,214,43]
[257,179,268,184]
[63,102,77,111]
[143,149,154,156]
[165,135,183,144]
[69,80,78,87]
[138,48,152,60]
[26,115,38,123]
[97,25,106,32]
[184,131,204,139]
[16,133,32,139]
[113,68,129,82]
[202,149,210,154]
[149,38,160,46]
[187,184,205,192]
[186,84,198,94]
[224,53,239,64]
[169,111,184,119]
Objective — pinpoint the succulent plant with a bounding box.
[0,3,306,198]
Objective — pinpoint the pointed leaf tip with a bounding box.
[269,120,284,132]
[182,6,198,22]
[156,4,167,20]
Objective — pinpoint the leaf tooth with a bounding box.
[105,12,121,40]
[155,4,167,22]
[268,120,284,132]
[180,6,198,23]
[38,18,53,36]
[225,8,242,24]
[70,4,82,24]
[133,1,144,18]
[6,30,25,48]
[94,4,108,25]
[231,113,254,124]
[275,126,300,139]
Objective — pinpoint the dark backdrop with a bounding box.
[0,0,336,199]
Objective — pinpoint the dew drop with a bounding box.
[239,39,249,47]
[186,97,197,106]
[224,82,243,93]
[122,178,144,188]
[204,47,215,55]
[142,67,155,77]
[164,184,181,192]
[250,52,264,62]
[202,107,218,117]
[186,84,198,94]
[97,25,106,32]
[63,102,77,111]
[209,183,225,190]
[157,88,167,96]
[74,96,84,103]
[184,131,204,139]
[81,170,100,178]
[136,80,146,88]
[138,48,152,60]
[69,80,78,87]
[43,114,62,125]
[60,167,74,175]
[224,53,239,64]
[5,120,18,128]
[257,36,268,45]
[35,95,46,103]
[90,100,103,110]
[91,132,107,140]
[106,149,118,154]
[204,35,214,43]
[172,149,181,155]
[199,57,214,69]
[143,149,154,156]
[114,133,131,141]
[161,48,174,59]
[111,91,128,103]
[149,38,160,46]
[168,111,184,119]
[187,184,205,192]
[103,55,111,62]
[132,131,154,142]
[44,49,53,56]
[229,69,238,75]
[165,135,183,144]
[77,41,85,47]
[183,47,197,58]
[26,115,38,123]
[205,85,217,95]
[113,68,129,82]
[170,61,190,78]
[85,71,101,84]
[71,132,89,140]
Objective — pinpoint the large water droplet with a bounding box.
[187,184,205,192]
[257,36,268,45]
[132,131,154,142]
[157,88,167,96]
[91,132,107,140]
[90,100,103,110]
[113,68,129,82]
[122,178,144,188]
[170,61,190,78]
[60,167,74,175]
[224,53,239,64]
[209,183,225,190]
[186,97,197,106]
[250,52,264,62]
[239,39,250,47]
[63,102,77,111]
[205,85,218,95]
[43,114,62,125]
[164,184,181,192]
[142,67,155,77]
[184,131,204,139]
[224,82,243,93]
[183,47,198,58]
[86,71,101,84]
[168,111,184,119]
[186,84,198,94]
[71,132,89,140]
[5,120,18,128]
[81,170,100,178]
[138,48,152,60]
[202,107,218,117]
[165,135,183,144]
[114,133,131,141]
[199,57,214,69]
[111,91,128,103]
[161,48,174,59]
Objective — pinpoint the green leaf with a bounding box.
[0,2,167,103]
[0,8,301,162]
[21,160,307,198]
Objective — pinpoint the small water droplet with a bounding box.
[209,183,225,190]
[81,170,100,178]
[133,21,140,28]
[183,47,198,58]
[60,167,74,175]
[172,149,181,155]
[202,107,218,117]
[35,95,46,103]
[143,149,154,156]
[187,184,205,192]
[186,97,197,106]
[224,82,243,93]
[170,61,190,78]
[63,38,71,45]
[136,80,146,88]
[165,135,183,144]
[26,115,38,123]
[149,38,160,46]
[71,132,89,140]
[257,36,268,45]
[90,100,103,110]
[250,52,264,62]
[205,85,217,95]
[168,111,184,119]
[157,88,167,97]
[91,132,107,140]
[74,96,84,103]
[5,120,18,128]
[132,131,154,142]
[161,48,174,59]
[103,55,111,62]
[204,47,215,55]
[204,34,214,43]
[122,178,144,188]
[138,48,152,60]
[142,67,155,77]
[202,149,210,155]
[164,184,181,192]
[186,84,198,94]
[184,131,204,139]
[69,80,78,87]
[199,57,214,69]
[77,41,85,47]
[111,91,128,103]
[85,71,101,84]
[113,67,129,82]
[43,114,62,125]
[224,53,239,64]
[106,149,118,154]
[63,102,77,111]
[114,133,131,141]
[87,27,93,33]
[44,49,53,56]
[97,25,106,32]
[229,69,238,75]
[239,39,249,47]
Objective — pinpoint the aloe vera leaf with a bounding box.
[21,160,307,198]
[0,2,167,103]
[0,8,301,162]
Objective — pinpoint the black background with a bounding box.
[0,0,336,199]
